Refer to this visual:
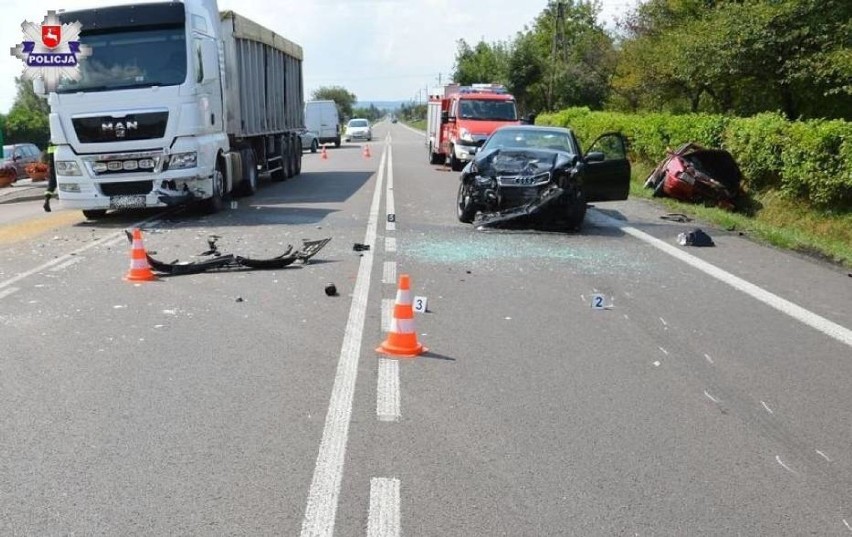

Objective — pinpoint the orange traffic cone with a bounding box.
[321,145,328,160]
[377,274,426,357]
[124,228,157,282]
[362,144,372,159]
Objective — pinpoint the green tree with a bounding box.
[3,77,50,147]
[452,39,511,86]
[311,86,357,121]
[611,0,852,119]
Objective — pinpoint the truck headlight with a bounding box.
[58,183,80,193]
[55,161,81,176]
[168,152,197,170]
[460,128,474,142]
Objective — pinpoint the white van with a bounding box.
[304,100,341,148]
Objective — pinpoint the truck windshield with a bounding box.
[458,99,517,121]
[56,27,187,93]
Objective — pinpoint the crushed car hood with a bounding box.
[473,148,574,177]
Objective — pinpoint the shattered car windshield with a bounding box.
[458,99,517,121]
[483,130,576,153]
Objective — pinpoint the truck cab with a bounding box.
[40,0,304,219]
[427,84,520,171]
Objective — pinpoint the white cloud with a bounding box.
[0,0,635,113]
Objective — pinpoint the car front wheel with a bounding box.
[456,181,477,223]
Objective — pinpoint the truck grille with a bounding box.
[100,181,154,196]
[72,111,168,143]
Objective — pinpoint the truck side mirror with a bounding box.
[440,111,448,123]
[200,40,219,84]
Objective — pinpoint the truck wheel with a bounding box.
[456,181,477,223]
[449,145,464,171]
[82,209,107,220]
[285,136,296,179]
[428,143,442,165]
[334,136,341,148]
[237,148,257,197]
[294,138,302,176]
[202,159,225,214]
[271,137,287,182]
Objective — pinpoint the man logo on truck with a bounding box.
[101,121,139,139]
[10,10,92,92]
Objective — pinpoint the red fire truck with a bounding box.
[426,84,520,171]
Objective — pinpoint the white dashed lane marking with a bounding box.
[382,262,397,285]
[368,477,401,537]
[377,359,400,422]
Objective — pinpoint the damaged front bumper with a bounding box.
[124,232,331,275]
[473,185,569,228]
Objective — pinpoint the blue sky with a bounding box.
[0,0,636,113]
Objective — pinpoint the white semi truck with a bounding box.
[37,0,304,218]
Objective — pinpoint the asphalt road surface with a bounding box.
[1,121,851,536]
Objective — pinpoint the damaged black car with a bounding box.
[456,126,631,230]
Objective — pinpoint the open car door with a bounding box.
[581,132,631,202]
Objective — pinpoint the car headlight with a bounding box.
[474,175,492,185]
[460,128,474,142]
[168,152,197,170]
[55,160,81,176]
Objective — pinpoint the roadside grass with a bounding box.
[628,162,852,267]
[404,119,426,131]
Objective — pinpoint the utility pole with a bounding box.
[548,0,566,111]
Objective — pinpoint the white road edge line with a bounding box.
[383,261,397,285]
[586,209,852,349]
[377,358,400,422]
[397,122,425,137]
[385,237,397,253]
[0,287,20,300]
[299,138,388,537]
[0,214,164,291]
[49,257,82,272]
[367,477,401,537]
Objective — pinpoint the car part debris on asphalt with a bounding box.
[677,228,715,247]
[124,231,331,275]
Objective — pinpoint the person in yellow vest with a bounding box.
[43,144,57,212]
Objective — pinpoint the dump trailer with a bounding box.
[41,0,304,218]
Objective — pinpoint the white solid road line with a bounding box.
[367,477,401,537]
[386,144,396,231]
[0,287,20,300]
[586,209,852,349]
[300,140,388,537]
[396,122,426,137]
[383,261,397,285]
[49,257,82,272]
[385,237,397,253]
[377,359,400,422]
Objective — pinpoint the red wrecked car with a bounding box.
[643,143,742,210]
